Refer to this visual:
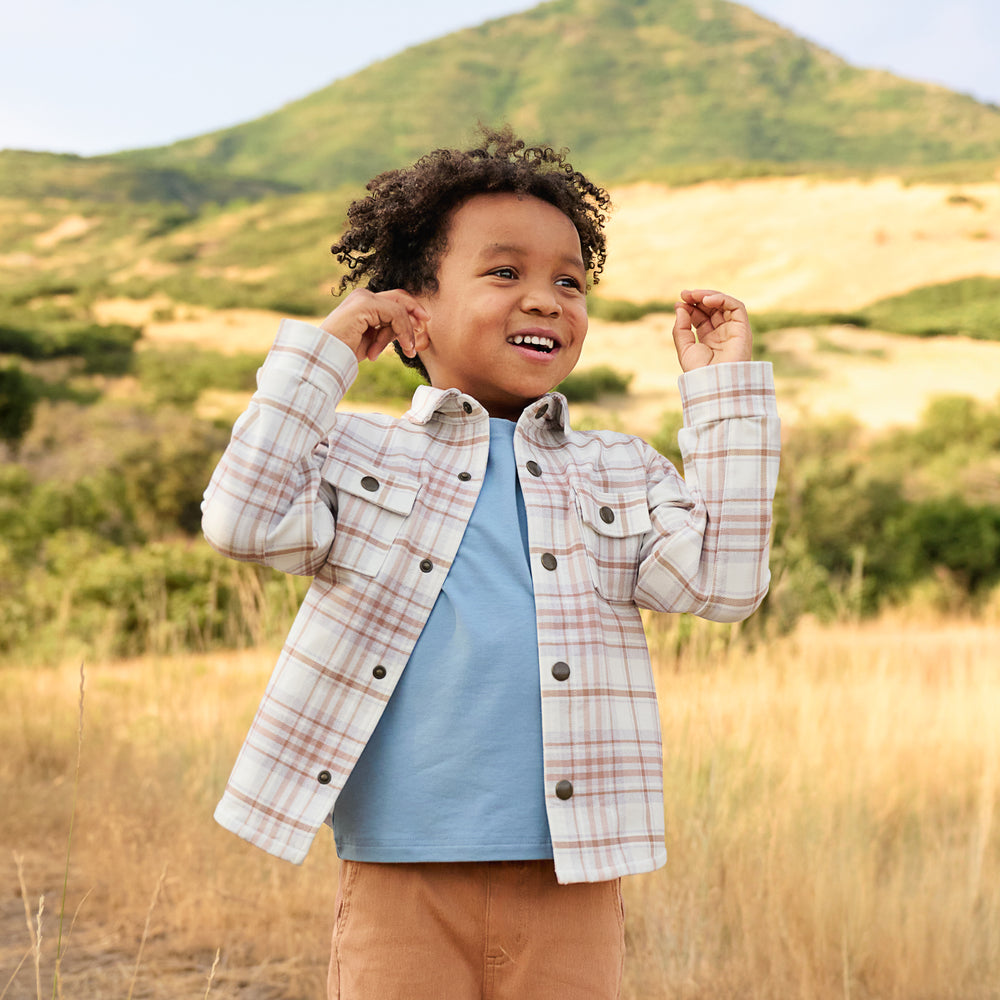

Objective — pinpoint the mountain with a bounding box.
[109,0,1000,193]
[0,150,297,209]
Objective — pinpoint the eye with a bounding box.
[557,276,583,290]
[491,266,517,279]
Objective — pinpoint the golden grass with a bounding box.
[3,613,999,998]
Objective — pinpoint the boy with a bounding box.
[202,128,780,999]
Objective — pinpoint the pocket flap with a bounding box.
[322,461,420,517]
[573,486,651,538]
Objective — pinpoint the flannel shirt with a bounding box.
[203,318,781,884]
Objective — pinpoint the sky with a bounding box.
[3,0,999,157]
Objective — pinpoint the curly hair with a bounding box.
[330,125,610,377]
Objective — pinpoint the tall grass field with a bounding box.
[4,610,998,999]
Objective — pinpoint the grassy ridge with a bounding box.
[0,149,298,207]
[115,0,1000,193]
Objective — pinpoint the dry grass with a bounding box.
[600,177,1000,312]
[3,613,999,998]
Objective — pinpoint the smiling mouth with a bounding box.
[508,334,557,353]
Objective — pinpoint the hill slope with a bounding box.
[115,0,1000,191]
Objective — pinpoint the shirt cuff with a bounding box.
[678,361,777,425]
[257,318,360,401]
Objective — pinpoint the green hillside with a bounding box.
[114,0,1000,191]
[0,150,298,208]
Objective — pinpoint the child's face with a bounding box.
[413,192,588,421]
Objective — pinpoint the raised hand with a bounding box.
[672,289,753,371]
[319,288,428,363]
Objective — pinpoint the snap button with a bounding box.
[462,401,473,414]
[458,471,472,481]
[599,506,615,524]
[551,661,570,682]
[317,770,332,785]
[372,665,387,680]
[360,476,379,492]
[541,553,557,571]
[555,780,574,800]
[526,461,542,477]
[419,558,434,573]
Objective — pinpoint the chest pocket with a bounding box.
[321,461,420,578]
[573,485,651,603]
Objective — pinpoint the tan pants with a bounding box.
[328,860,625,1000]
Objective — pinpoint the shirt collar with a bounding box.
[405,385,570,431]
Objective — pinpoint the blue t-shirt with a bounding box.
[332,418,552,861]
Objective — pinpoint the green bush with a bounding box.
[136,348,262,406]
[0,314,142,371]
[650,410,684,470]
[557,365,633,402]
[752,310,869,334]
[0,365,39,451]
[860,277,1000,341]
[762,399,1000,623]
[344,357,427,402]
[588,298,675,323]
[0,532,307,659]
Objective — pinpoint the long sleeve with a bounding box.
[201,319,359,576]
[635,361,781,621]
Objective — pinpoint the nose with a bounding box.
[521,282,562,317]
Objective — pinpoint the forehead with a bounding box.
[444,192,582,260]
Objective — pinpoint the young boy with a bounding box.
[202,128,780,999]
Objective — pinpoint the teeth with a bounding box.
[510,335,556,350]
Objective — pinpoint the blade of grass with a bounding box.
[126,865,168,1000]
[51,663,85,1000]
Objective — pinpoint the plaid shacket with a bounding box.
[203,318,781,884]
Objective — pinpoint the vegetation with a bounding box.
[0,149,298,207]
[115,0,1000,193]
[558,364,633,401]
[2,299,998,661]
[0,189,354,322]
[594,277,1000,343]
[5,613,999,997]
[861,276,1000,340]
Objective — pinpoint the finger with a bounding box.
[372,291,428,359]
[683,289,746,316]
[671,304,696,352]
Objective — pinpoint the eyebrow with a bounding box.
[479,242,586,271]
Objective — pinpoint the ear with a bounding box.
[410,293,433,352]
[412,318,431,353]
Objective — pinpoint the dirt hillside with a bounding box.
[600,176,1000,310]
[94,176,1000,433]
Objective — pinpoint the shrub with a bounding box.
[0,533,307,659]
[136,348,262,406]
[557,365,633,402]
[588,297,675,323]
[344,358,427,402]
[0,365,40,452]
